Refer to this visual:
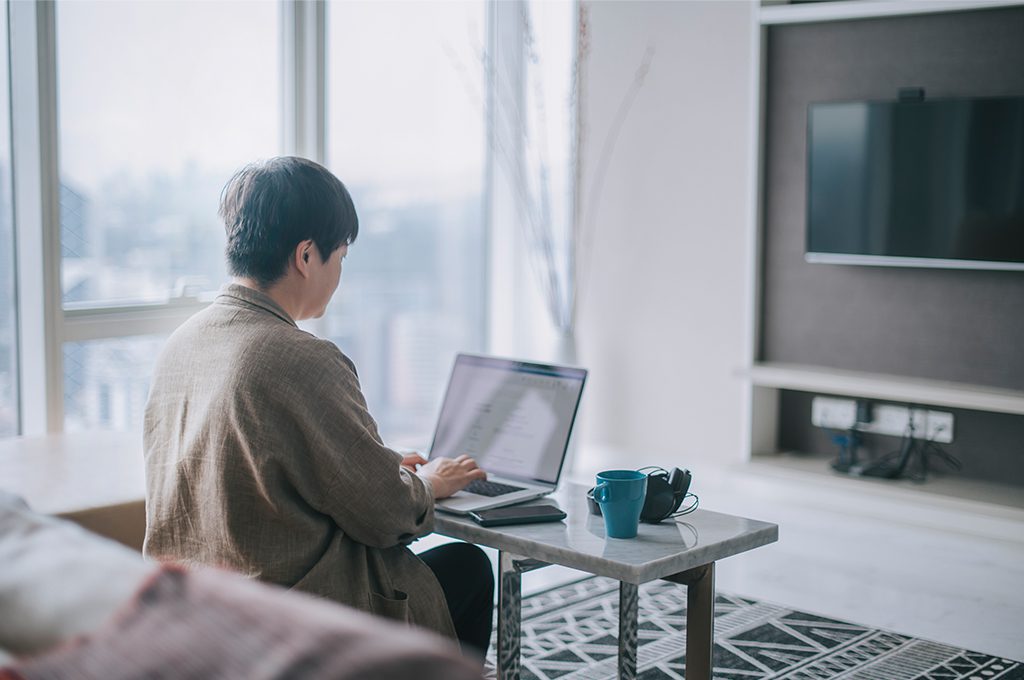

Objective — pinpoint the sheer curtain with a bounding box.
[491,0,582,365]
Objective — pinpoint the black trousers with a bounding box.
[419,542,494,659]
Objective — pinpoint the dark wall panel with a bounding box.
[761,7,1024,390]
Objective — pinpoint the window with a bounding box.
[56,1,280,307]
[0,2,17,436]
[326,1,487,443]
[55,0,280,429]
[6,2,498,439]
[63,336,164,432]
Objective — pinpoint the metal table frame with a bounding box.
[496,553,715,680]
[433,483,777,680]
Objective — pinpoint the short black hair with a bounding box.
[220,156,359,287]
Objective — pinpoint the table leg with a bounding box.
[662,563,716,680]
[497,551,548,680]
[618,581,639,680]
[497,551,522,680]
[685,562,715,680]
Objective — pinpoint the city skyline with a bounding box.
[57,163,485,440]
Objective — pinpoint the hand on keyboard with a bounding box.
[417,455,487,499]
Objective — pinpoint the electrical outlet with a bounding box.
[866,404,912,437]
[811,396,857,429]
[924,410,955,443]
[856,405,954,443]
[811,396,954,443]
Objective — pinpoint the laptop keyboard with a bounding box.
[464,480,526,497]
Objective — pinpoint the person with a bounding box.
[142,156,495,658]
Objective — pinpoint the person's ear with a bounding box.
[294,240,314,276]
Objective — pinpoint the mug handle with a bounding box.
[594,482,609,503]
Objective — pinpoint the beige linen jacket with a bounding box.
[143,284,455,638]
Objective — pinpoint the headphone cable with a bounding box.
[669,493,699,517]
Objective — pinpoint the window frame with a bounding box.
[6,0,504,437]
[10,0,62,435]
[0,0,19,438]
[8,0,321,436]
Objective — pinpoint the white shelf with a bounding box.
[744,453,1024,526]
[745,362,1024,415]
[759,0,1024,25]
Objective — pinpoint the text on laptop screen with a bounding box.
[430,355,587,485]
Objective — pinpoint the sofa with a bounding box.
[0,491,484,679]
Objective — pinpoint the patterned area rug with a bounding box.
[491,576,1024,680]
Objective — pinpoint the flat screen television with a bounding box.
[806,95,1024,271]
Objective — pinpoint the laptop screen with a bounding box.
[429,354,587,485]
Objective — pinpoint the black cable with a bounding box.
[922,439,962,471]
[859,441,903,477]
[669,493,699,517]
[861,416,962,482]
[893,416,918,478]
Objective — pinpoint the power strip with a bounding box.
[811,396,954,443]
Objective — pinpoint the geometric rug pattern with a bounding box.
[489,576,1024,680]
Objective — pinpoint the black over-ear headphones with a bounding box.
[587,467,695,524]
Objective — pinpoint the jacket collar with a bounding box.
[216,283,297,328]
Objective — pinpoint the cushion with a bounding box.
[0,491,152,656]
[4,564,483,680]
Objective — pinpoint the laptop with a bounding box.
[428,353,587,515]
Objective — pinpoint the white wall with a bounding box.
[573,0,756,471]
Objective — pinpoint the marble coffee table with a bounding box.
[434,481,778,680]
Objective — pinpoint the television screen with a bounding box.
[806,95,1024,270]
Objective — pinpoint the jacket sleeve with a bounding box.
[274,338,435,549]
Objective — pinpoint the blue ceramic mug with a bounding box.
[593,470,648,539]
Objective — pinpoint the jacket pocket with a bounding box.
[369,589,410,623]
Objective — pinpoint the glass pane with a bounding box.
[56,1,280,307]
[327,1,487,444]
[64,335,165,432]
[0,2,18,437]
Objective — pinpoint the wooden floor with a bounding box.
[420,454,1024,662]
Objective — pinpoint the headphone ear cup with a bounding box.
[667,467,691,515]
[640,474,675,523]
